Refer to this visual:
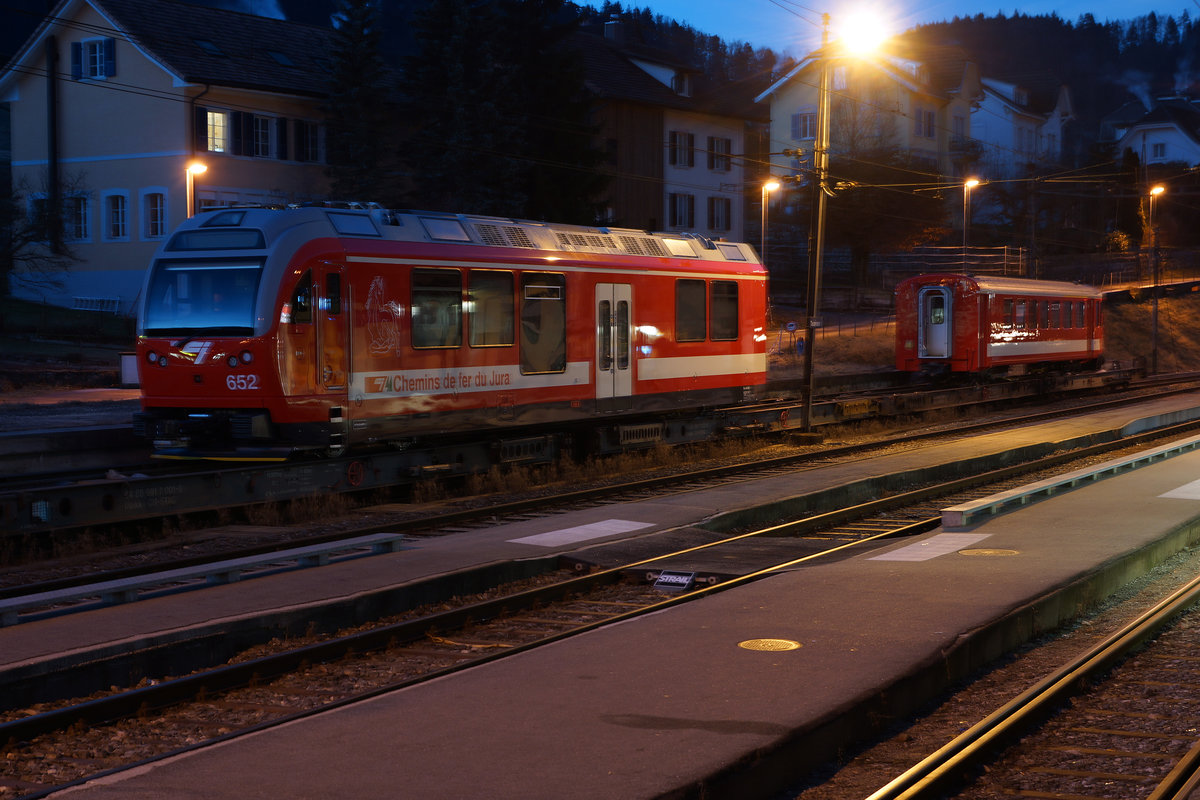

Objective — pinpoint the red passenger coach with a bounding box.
[134,207,767,458]
[895,273,1104,375]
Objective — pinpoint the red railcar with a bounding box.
[895,273,1104,375]
[134,207,767,457]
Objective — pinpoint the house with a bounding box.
[0,0,334,313]
[575,22,767,241]
[755,43,984,184]
[973,75,1074,177]
[1113,97,1200,167]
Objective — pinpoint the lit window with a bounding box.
[207,111,228,153]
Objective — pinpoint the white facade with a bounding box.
[661,109,746,240]
[0,0,330,314]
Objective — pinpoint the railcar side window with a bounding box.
[928,295,945,325]
[289,270,312,324]
[710,281,738,340]
[1015,300,1027,329]
[468,270,514,347]
[412,268,463,348]
[1074,302,1084,328]
[616,300,629,370]
[326,273,341,315]
[1002,299,1014,329]
[1048,302,1061,329]
[677,279,706,341]
[519,272,565,374]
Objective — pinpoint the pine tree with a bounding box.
[324,0,396,203]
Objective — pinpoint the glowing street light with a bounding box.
[800,13,888,432]
[962,177,980,269]
[1149,183,1165,373]
[185,161,208,218]
[760,178,780,272]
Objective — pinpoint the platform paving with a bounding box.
[14,392,1200,798]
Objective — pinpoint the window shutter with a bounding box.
[277,118,288,160]
[243,113,256,156]
[293,121,305,162]
[103,38,116,77]
[230,111,244,155]
[70,42,82,80]
[194,106,207,151]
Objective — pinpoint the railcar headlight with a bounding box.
[158,356,168,367]
[147,351,158,363]
[227,355,240,368]
[240,350,253,364]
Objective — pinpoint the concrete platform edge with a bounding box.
[1,557,560,705]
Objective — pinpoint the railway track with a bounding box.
[7,412,1200,797]
[0,367,1155,541]
[3,375,1194,597]
[867,569,1200,800]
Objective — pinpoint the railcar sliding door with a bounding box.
[595,283,632,412]
[918,286,952,359]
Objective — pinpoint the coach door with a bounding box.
[918,286,952,358]
[595,283,632,412]
[316,265,348,392]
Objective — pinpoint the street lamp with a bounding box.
[1149,184,1165,373]
[962,177,980,270]
[185,161,208,218]
[760,179,780,272]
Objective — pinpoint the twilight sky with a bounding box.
[621,0,1193,56]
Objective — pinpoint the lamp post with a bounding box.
[962,177,980,270]
[800,15,834,432]
[760,179,780,272]
[185,161,208,218]
[1149,184,1165,373]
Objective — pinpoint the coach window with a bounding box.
[325,273,341,315]
[1015,300,1027,329]
[710,281,738,340]
[1074,301,1085,328]
[677,279,706,341]
[412,268,462,348]
[1002,299,1014,329]
[1048,302,1061,329]
[468,270,514,347]
[520,272,565,373]
[287,270,312,324]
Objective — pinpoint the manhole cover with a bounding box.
[738,638,802,652]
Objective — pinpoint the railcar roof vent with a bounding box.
[476,223,535,248]
[619,236,667,258]
[555,232,619,252]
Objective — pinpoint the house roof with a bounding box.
[1128,98,1200,149]
[3,0,338,98]
[571,30,764,121]
[755,42,979,105]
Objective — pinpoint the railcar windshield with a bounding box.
[142,260,263,336]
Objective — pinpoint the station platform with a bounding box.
[17,392,1200,799]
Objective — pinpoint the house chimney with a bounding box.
[604,19,624,44]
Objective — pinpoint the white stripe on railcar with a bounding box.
[636,352,767,382]
[987,337,1099,358]
[353,362,590,399]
